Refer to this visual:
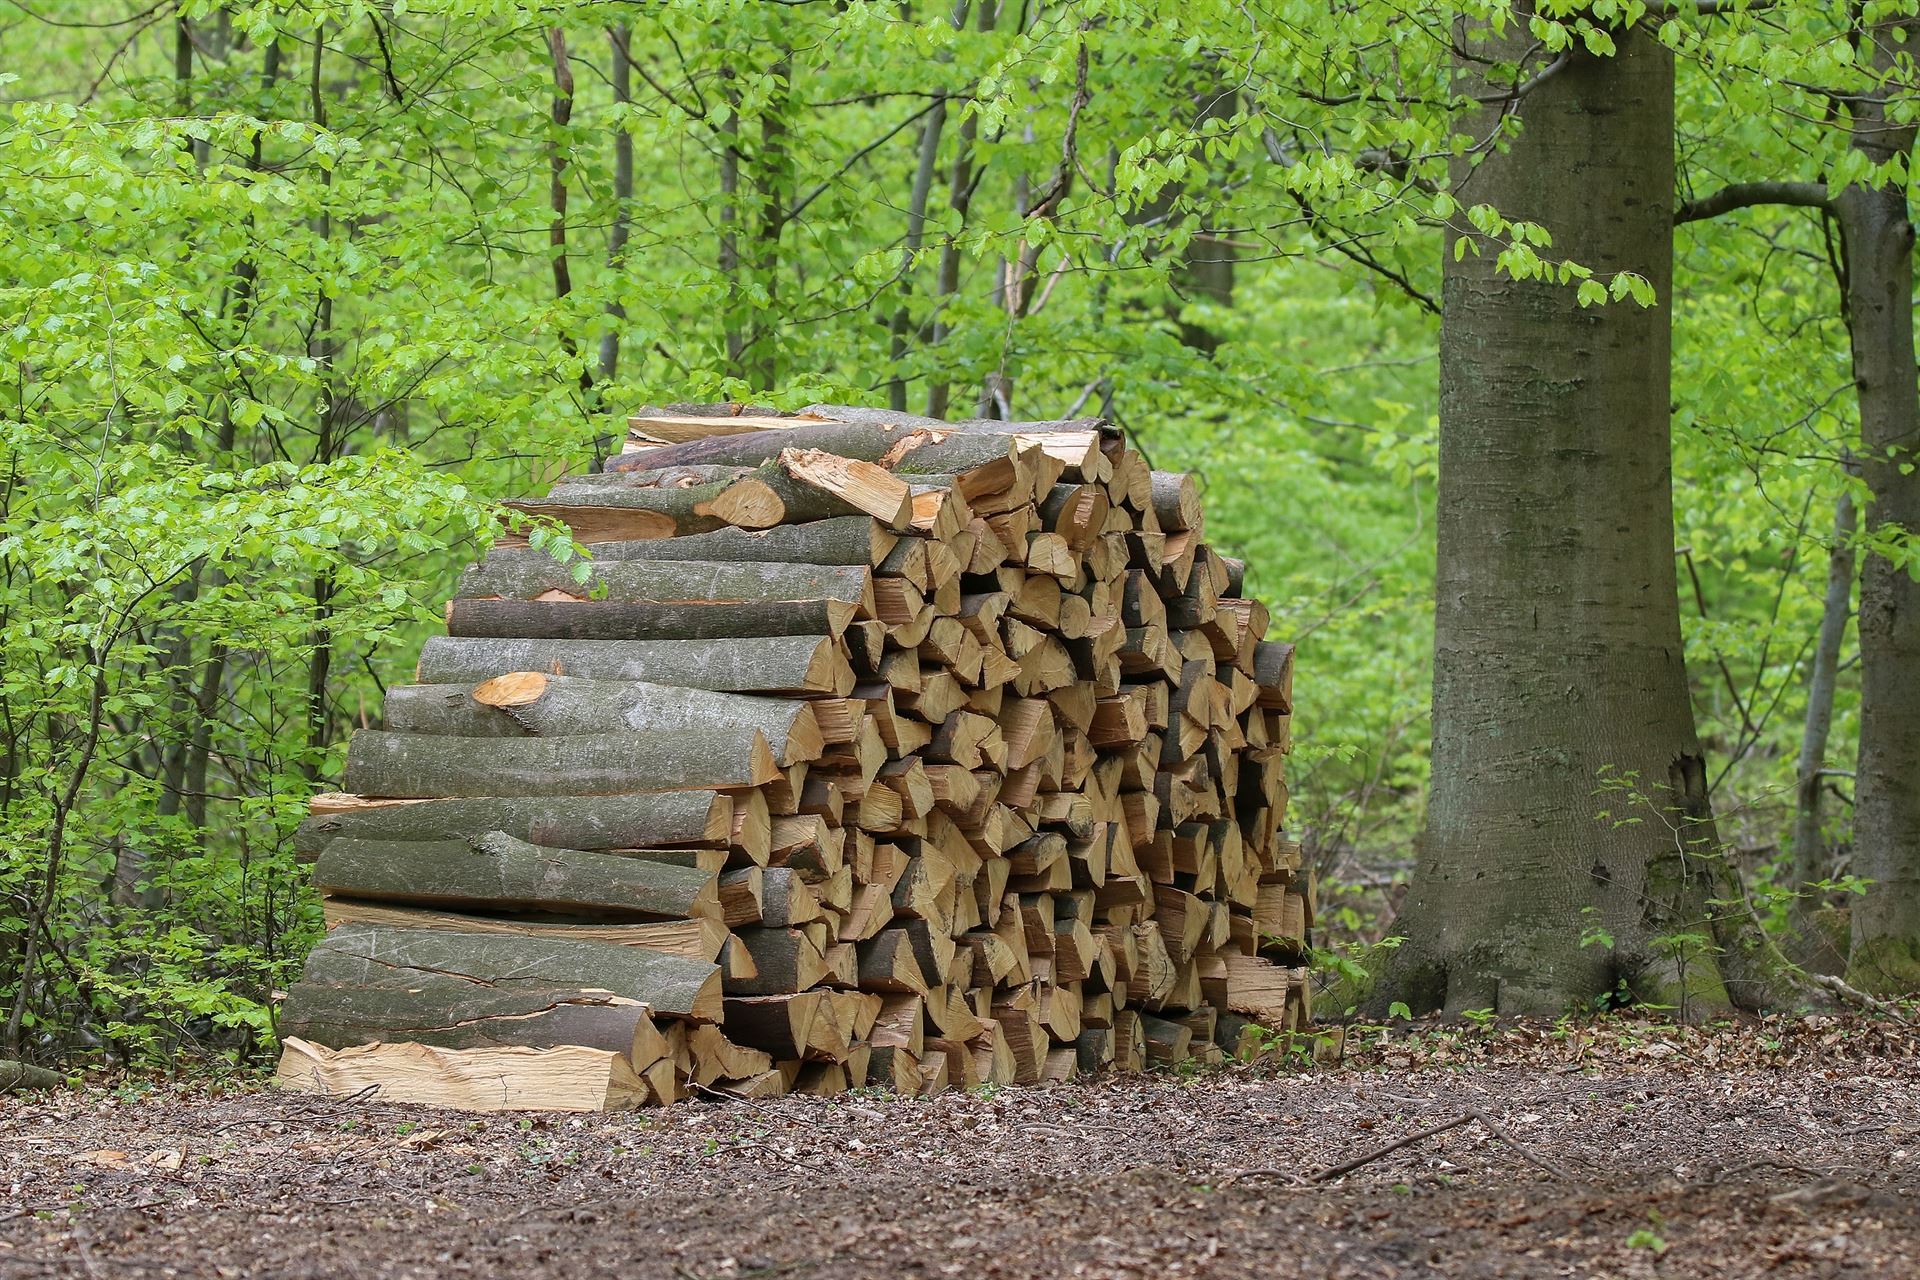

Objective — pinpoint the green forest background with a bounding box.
[0,0,1882,1065]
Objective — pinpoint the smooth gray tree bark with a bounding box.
[1376,21,1773,1017]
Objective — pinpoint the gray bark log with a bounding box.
[344,729,772,797]
[416,635,852,695]
[0,1059,64,1092]
[382,677,814,753]
[458,558,872,607]
[282,980,661,1057]
[296,791,726,859]
[489,516,894,568]
[294,922,721,1021]
[445,598,855,642]
[315,832,720,920]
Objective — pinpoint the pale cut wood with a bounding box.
[277,1039,648,1112]
[780,447,913,527]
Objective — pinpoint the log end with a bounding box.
[472,671,551,709]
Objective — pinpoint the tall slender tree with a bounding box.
[1673,8,1920,994]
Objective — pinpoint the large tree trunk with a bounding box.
[1840,24,1920,994]
[1377,23,1763,1017]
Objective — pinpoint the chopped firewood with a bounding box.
[279,407,1304,1111]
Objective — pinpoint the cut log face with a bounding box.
[281,405,1304,1112]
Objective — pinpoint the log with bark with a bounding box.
[278,403,1308,1111]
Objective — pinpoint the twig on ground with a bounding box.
[1309,1113,1476,1183]
[1463,1106,1578,1182]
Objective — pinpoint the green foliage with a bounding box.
[1,0,1907,1062]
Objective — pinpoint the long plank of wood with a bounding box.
[296,791,730,859]
[343,729,779,798]
[298,922,723,1022]
[277,1038,649,1113]
[416,635,854,696]
[314,833,722,921]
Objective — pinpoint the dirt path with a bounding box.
[2,1020,1915,1279]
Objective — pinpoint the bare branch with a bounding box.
[1677,181,1831,223]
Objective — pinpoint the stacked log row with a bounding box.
[276,403,1312,1112]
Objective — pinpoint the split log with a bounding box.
[278,1039,648,1112]
[1149,472,1202,532]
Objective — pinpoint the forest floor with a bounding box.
[0,1017,1915,1280]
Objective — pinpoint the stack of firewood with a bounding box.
[276,405,1310,1112]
